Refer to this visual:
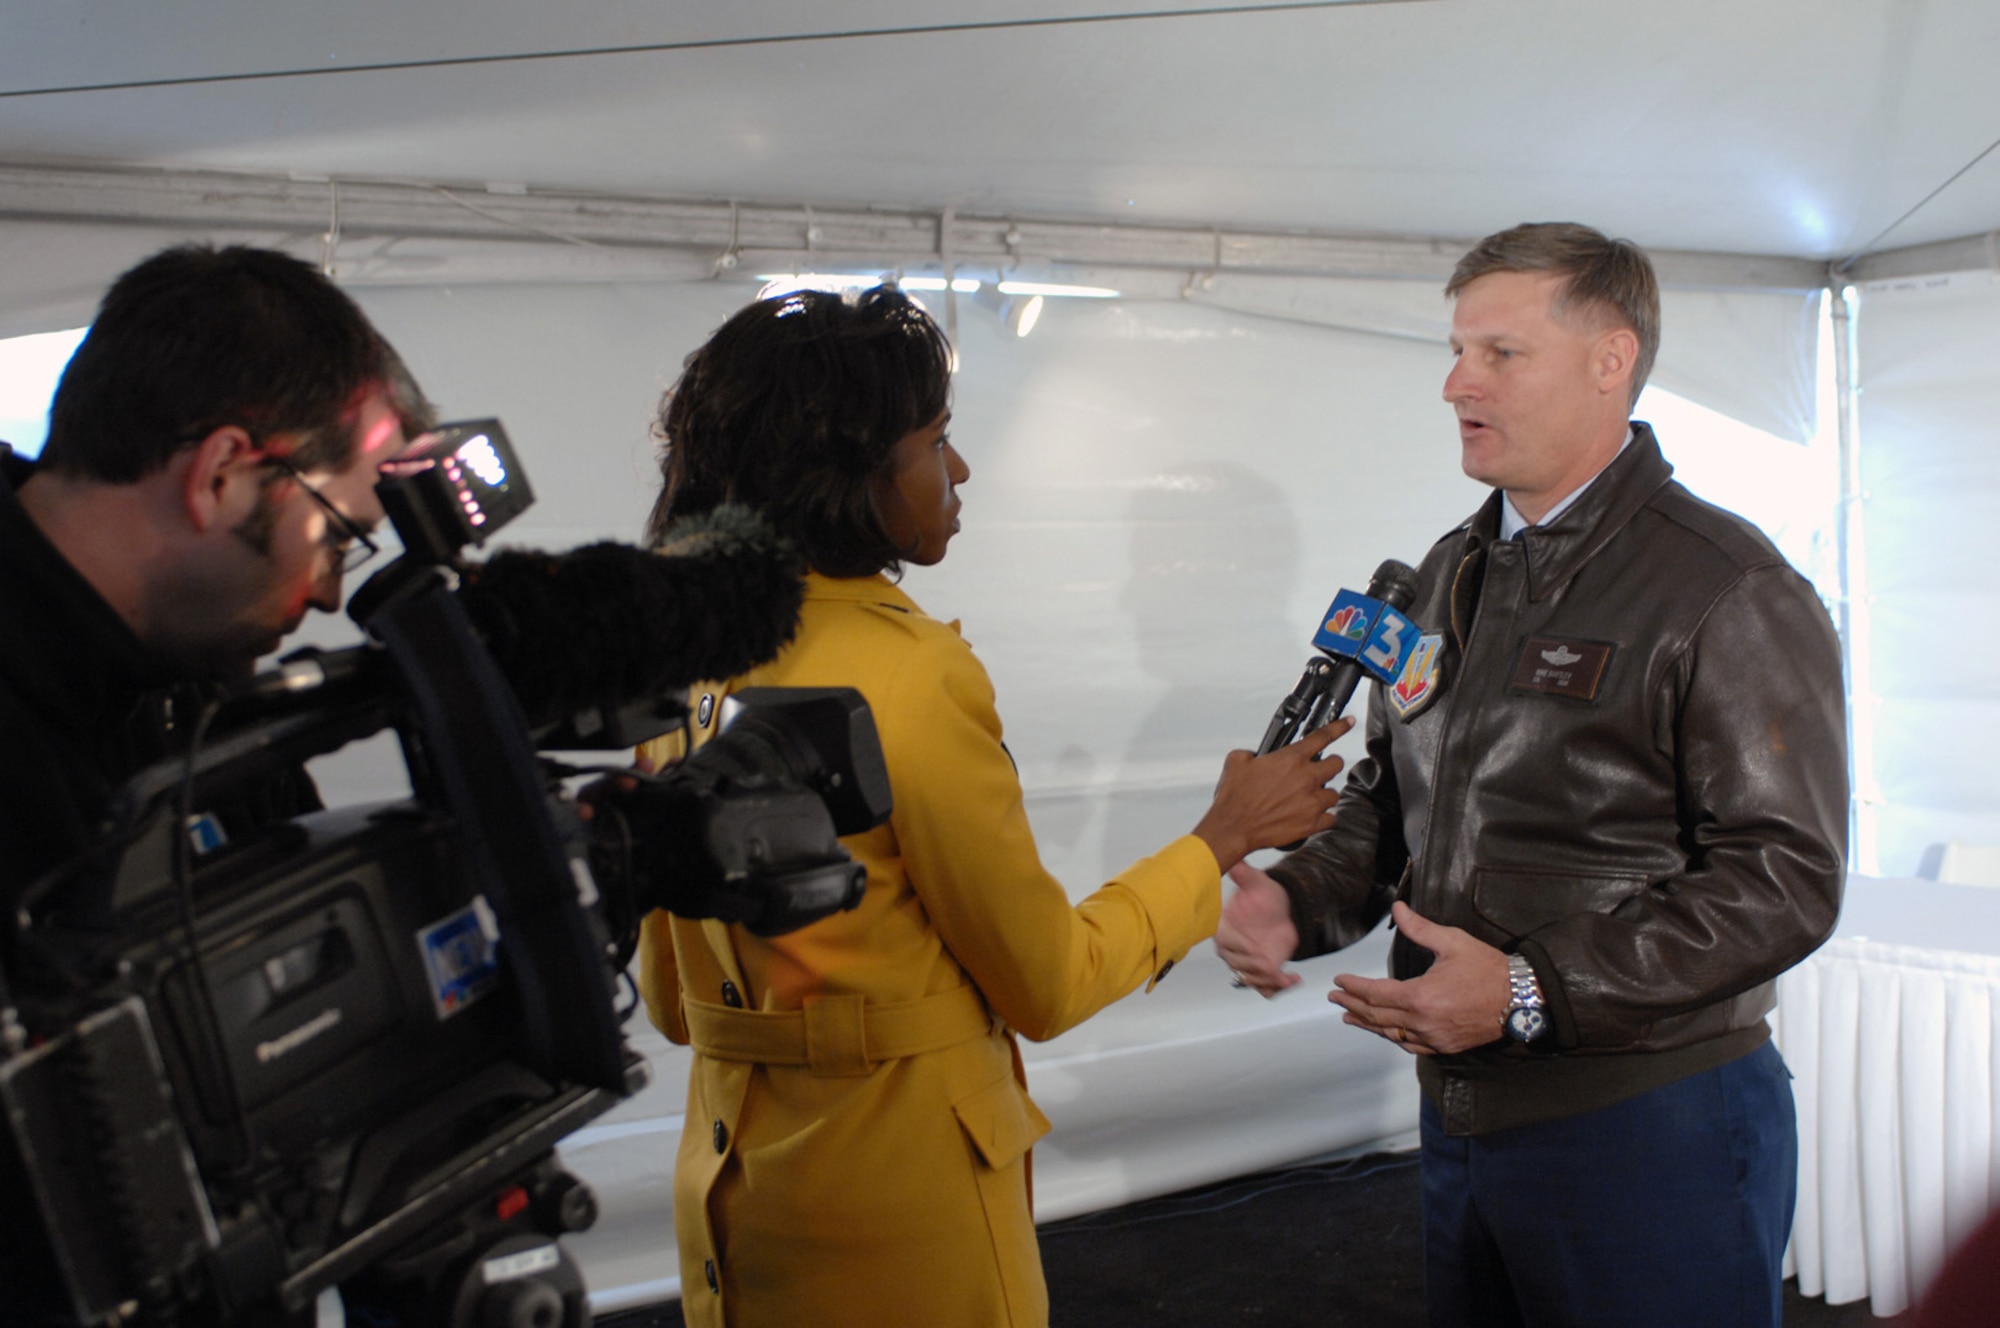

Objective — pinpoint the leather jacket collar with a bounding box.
[1452,421,1677,605]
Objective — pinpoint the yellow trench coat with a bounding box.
[637,573,1221,1328]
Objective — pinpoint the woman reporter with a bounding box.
[637,285,1347,1328]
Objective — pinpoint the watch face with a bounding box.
[1506,1006,1549,1043]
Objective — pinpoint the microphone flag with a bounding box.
[1311,592,1419,683]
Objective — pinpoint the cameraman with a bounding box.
[0,244,432,943]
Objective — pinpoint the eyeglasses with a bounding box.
[265,456,381,575]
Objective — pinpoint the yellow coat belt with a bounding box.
[683,983,998,1077]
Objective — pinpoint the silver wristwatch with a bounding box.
[1504,952,1550,1044]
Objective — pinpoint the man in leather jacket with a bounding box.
[1217,223,1847,1327]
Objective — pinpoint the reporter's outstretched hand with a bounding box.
[1216,862,1302,996]
[1191,715,1351,870]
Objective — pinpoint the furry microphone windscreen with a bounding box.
[455,505,805,728]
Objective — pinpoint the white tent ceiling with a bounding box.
[3,0,1999,271]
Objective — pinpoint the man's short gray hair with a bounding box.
[1447,222,1660,408]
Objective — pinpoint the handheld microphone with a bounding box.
[1256,558,1421,755]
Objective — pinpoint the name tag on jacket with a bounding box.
[1509,636,1614,701]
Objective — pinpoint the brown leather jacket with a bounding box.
[1271,424,1847,1134]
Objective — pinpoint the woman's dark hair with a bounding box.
[647,285,953,578]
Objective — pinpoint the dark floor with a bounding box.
[598,1151,1889,1327]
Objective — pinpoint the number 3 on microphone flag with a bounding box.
[1359,606,1418,681]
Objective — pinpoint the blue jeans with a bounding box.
[1420,1040,1797,1328]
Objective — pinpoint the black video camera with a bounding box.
[0,421,890,1328]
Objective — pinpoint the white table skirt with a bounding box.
[1774,877,2000,1317]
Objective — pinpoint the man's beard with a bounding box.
[231,484,280,556]
[143,490,288,680]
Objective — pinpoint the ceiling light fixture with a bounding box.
[757,274,1120,300]
[1005,294,1043,337]
[973,283,1044,338]
[753,274,1114,340]
[996,280,1120,299]
[755,272,983,297]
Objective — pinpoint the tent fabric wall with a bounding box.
[1183,273,1823,445]
[1851,271,2000,877]
[1649,287,1822,446]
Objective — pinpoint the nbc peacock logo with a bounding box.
[1326,605,1369,641]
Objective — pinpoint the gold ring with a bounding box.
[1393,1026,1407,1043]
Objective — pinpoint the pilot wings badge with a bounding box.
[1387,631,1445,722]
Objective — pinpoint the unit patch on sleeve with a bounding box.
[1509,636,1614,701]
[1387,631,1446,722]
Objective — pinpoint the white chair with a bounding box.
[1936,840,2000,888]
